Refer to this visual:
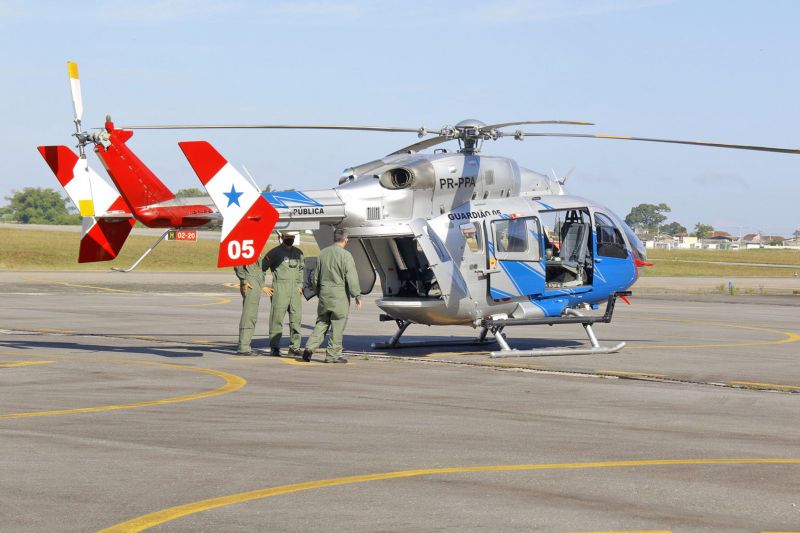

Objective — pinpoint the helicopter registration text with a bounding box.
[439,176,477,189]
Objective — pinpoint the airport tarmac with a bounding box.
[1,271,799,532]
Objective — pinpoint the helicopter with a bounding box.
[40,62,800,357]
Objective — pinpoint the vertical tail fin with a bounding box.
[37,145,135,262]
[178,141,278,267]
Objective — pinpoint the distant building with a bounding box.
[708,231,735,241]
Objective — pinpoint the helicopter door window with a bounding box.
[460,222,483,253]
[492,217,540,262]
[594,212,629,259]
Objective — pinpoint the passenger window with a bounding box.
[495,219,527,253]
[492,217,541,261]
[595,212,628,259]
[460,222,483,253]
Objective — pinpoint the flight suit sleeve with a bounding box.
[297,249,305,291]
[311,254,320,294]
[345,253,361,300]
[233,265,248,284]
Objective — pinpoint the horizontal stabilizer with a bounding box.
[178,141,279,267]
[78,216,136,263]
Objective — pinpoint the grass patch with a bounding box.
[0,227,320,271]
[642,248,800,277]
[647,248,800,265]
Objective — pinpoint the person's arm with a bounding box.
[345,254,362,308]
[297,250,305,294]
[234,265,252,296]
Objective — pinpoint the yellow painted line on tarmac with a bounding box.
[629,318,800,350]
[0,360,56,368]
[729,381,800,391]
[596,370,667,378]
[21,276,131,293]
[0,358,246,420]
[175,297,231,308]
[278,358,323,366]
[97,458,800,532]
[34,328,76,334]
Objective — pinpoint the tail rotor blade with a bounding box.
[67,61,83,123]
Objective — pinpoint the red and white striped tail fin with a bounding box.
[178,141,279,267]
[37,145,135,262]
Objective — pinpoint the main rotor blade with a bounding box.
[388,135,450,155]
[510,132,800,154]
[482,120,594,130]
[119,124,427,134]
[67,61,83,123]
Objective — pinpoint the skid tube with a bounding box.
[484,291,631,358]
[371,316,493,350]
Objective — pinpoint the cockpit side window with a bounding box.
[594,212,629,259]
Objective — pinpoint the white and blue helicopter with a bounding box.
[156,118,797,357]
[46,64,800,357]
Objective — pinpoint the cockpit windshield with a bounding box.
[607,210,647,262]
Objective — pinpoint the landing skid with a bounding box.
[371,319,493,350]
[486,292,629,358]
[110,229,171,273]
[372,292,630,357]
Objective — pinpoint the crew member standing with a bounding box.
[302,228,361,363]
[234,255,273,356]
[265,232,305,356]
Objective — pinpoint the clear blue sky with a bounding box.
[2,0,798,236]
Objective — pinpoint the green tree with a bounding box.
[793,229,800,240]
[693,222,714,239]
[624,203,671,234]
[262,184,273,192]
[174,187,205,198]
[1,188,80,225]
[659,221,687,236]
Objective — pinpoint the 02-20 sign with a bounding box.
[228,240,255,260]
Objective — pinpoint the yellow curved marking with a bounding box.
[628,318,800,350]
[98,458,800,532]
[175,297,231,308]
[0,359,246,419]
[0,360,56,368]
[223,282,241,289]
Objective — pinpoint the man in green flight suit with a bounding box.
[234,254,273,356]
[265,232,305,356]
[302,228,362,363]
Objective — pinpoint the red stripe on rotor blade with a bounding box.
[178,141,228,186]
[217,197,278,268]
[78,218,136,263]
[37,146,78,187]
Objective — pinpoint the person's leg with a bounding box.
[237,285,261,353]
[287,289,303,352]
[268,288,290,349]
[304,310,332,353]
[325,309,349,362]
